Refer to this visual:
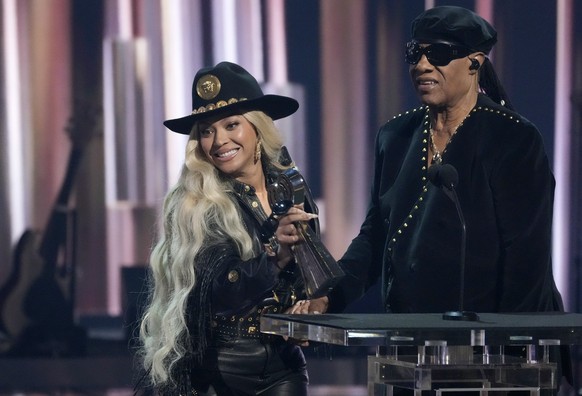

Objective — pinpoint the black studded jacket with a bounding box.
[329,94,564,315]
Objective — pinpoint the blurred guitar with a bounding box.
[0,107,98,355]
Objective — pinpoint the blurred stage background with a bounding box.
[0,0,581,394]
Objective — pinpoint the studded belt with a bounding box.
[212,306,283,339]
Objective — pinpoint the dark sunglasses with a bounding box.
[405,41,473,66]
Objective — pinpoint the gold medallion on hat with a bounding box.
[196,74,221,100]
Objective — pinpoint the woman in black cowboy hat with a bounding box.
[138,61,318,395]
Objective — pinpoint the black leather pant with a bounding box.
[192,334,309,395]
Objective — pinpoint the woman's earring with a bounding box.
[254,140,262,163]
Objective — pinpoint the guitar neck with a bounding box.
[38,147,84,269]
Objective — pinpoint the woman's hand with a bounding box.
[288,296,329,315]
[273,207,317,269]
[282,296,329,347]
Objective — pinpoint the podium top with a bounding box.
[261,312,582,347]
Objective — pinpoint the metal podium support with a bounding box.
[261,312,582,395]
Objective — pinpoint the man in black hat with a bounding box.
[304,5,571,393]
[138,61,320,395]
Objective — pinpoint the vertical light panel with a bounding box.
[138,0,169,207]
[263,0,307,176]
[552,0,573,309]
[321,1,368,257]
[102,0,136,315]
[102,41,117,205]
[103,0,134,205]
[2,0,27,244]
[235,0,263,78]
[160,0,192,186]
[265,0,287,84]
[212,0,238,63]
[475,0,494,24]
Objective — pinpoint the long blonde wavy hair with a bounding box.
[138,110,289,388]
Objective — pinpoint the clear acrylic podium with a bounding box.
[261,312,582,395]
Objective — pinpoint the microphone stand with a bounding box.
[442,186,479,321]
[428,163,479,321]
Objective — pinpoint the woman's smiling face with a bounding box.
[198,114,260,181]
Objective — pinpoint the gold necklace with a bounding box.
[429,116,470,164]
[429,130,443,164]
[429,129,451,164]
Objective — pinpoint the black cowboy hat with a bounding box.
[164,61,299,134]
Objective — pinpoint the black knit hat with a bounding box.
[411,6,497,54]
[164,61,299,135]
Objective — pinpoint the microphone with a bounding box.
[428,163,479,321]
